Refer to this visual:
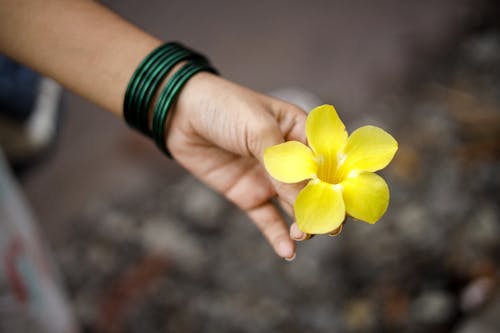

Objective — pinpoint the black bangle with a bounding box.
[133,47,187,135]
[135,48,205,135]
[123,42,217,158]
[124,42,178,131]
[152,61,217,157]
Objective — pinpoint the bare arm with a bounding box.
[0,0,160,115]
[0,0,309,259]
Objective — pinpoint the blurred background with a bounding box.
[2,0,499,332]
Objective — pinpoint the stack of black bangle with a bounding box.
[123,42,218,158]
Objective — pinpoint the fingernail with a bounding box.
[295,233,307,241]
[285,253,296,262]
[278,240,293,258]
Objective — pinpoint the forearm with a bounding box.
[0,0,161,116]
[0,1,307,259]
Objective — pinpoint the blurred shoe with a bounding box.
[0,56,62,171]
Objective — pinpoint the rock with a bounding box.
[466,205,500,248]
[383,291,410,329]
[98,210,137,242]
[460,277,495,312]
[454,292,500,333]
[411,290,456,325]
[192,291,288,332]
[462,32,500,68]
[140,217,205,274]
[298,302,342,332]
[389,144,422,184]
[177,178,228,229]
[454,320,498,333]
[287,236,340,289]
[86,244,116,276]
[342,298,376,332]
[394,203,431,244]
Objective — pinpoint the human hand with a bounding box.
[166,73,308,259]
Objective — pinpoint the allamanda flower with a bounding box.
[264,104,398,234]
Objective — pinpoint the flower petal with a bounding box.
[340,125,398,174]
[306,104,348,157]
[294,179,345,234]
[341,172,389,224]
[264,141,317,183]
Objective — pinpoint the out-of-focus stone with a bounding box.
[343,298,376,332]
[394,203,431,244]
[99,210,137,242]
[426,159,467,221]
[177,178,228,229]
[455,292,500,333]
[462,32,500,68]
[411,290,456,325]
[299,303,342,332]
[454,320,498,333]
[192,291,289,332]
[86,244,116,276]
[466,205,500,247]
[140,217,205,273]
[460,277,495,312]
[383,290,410,329]
[389,144,422,184]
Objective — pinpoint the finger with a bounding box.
[280,195,317,242]
[249,101,308,165]
[248,119,285,165]
[266,101,310,211]
[271,178,308,217]
[290,223,316,240]
[278,197,294,217]
[290,222,308,241]
[270,102,308,144]
[247,202,295,260]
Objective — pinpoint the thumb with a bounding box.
[246,117,285,164]
[247,101,308,163]
[250,101,309,214]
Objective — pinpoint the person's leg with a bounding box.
[0,55,62,171]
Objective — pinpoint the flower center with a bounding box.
[316,153,346,184]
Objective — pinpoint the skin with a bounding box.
[0,0,308,259]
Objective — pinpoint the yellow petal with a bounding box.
[339,125,398,175]
[264,141,317,183]
[294,179,345,234]
[306,104,348,157]
[341,172,389,224]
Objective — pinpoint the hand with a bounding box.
[167,73,308,259]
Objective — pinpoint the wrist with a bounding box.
[147,60,187,130]
[122,42,218,157]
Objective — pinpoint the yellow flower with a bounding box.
[264,105,398,234]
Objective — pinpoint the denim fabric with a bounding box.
[0,55,40,121]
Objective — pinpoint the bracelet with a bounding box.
[133,46,187,135]
[136,48,206,135]
[124,42,178,131]
[124,42,208,135]
[123,42,217,158]
[152,61,217,157]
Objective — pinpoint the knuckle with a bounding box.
[246,120,280,158]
